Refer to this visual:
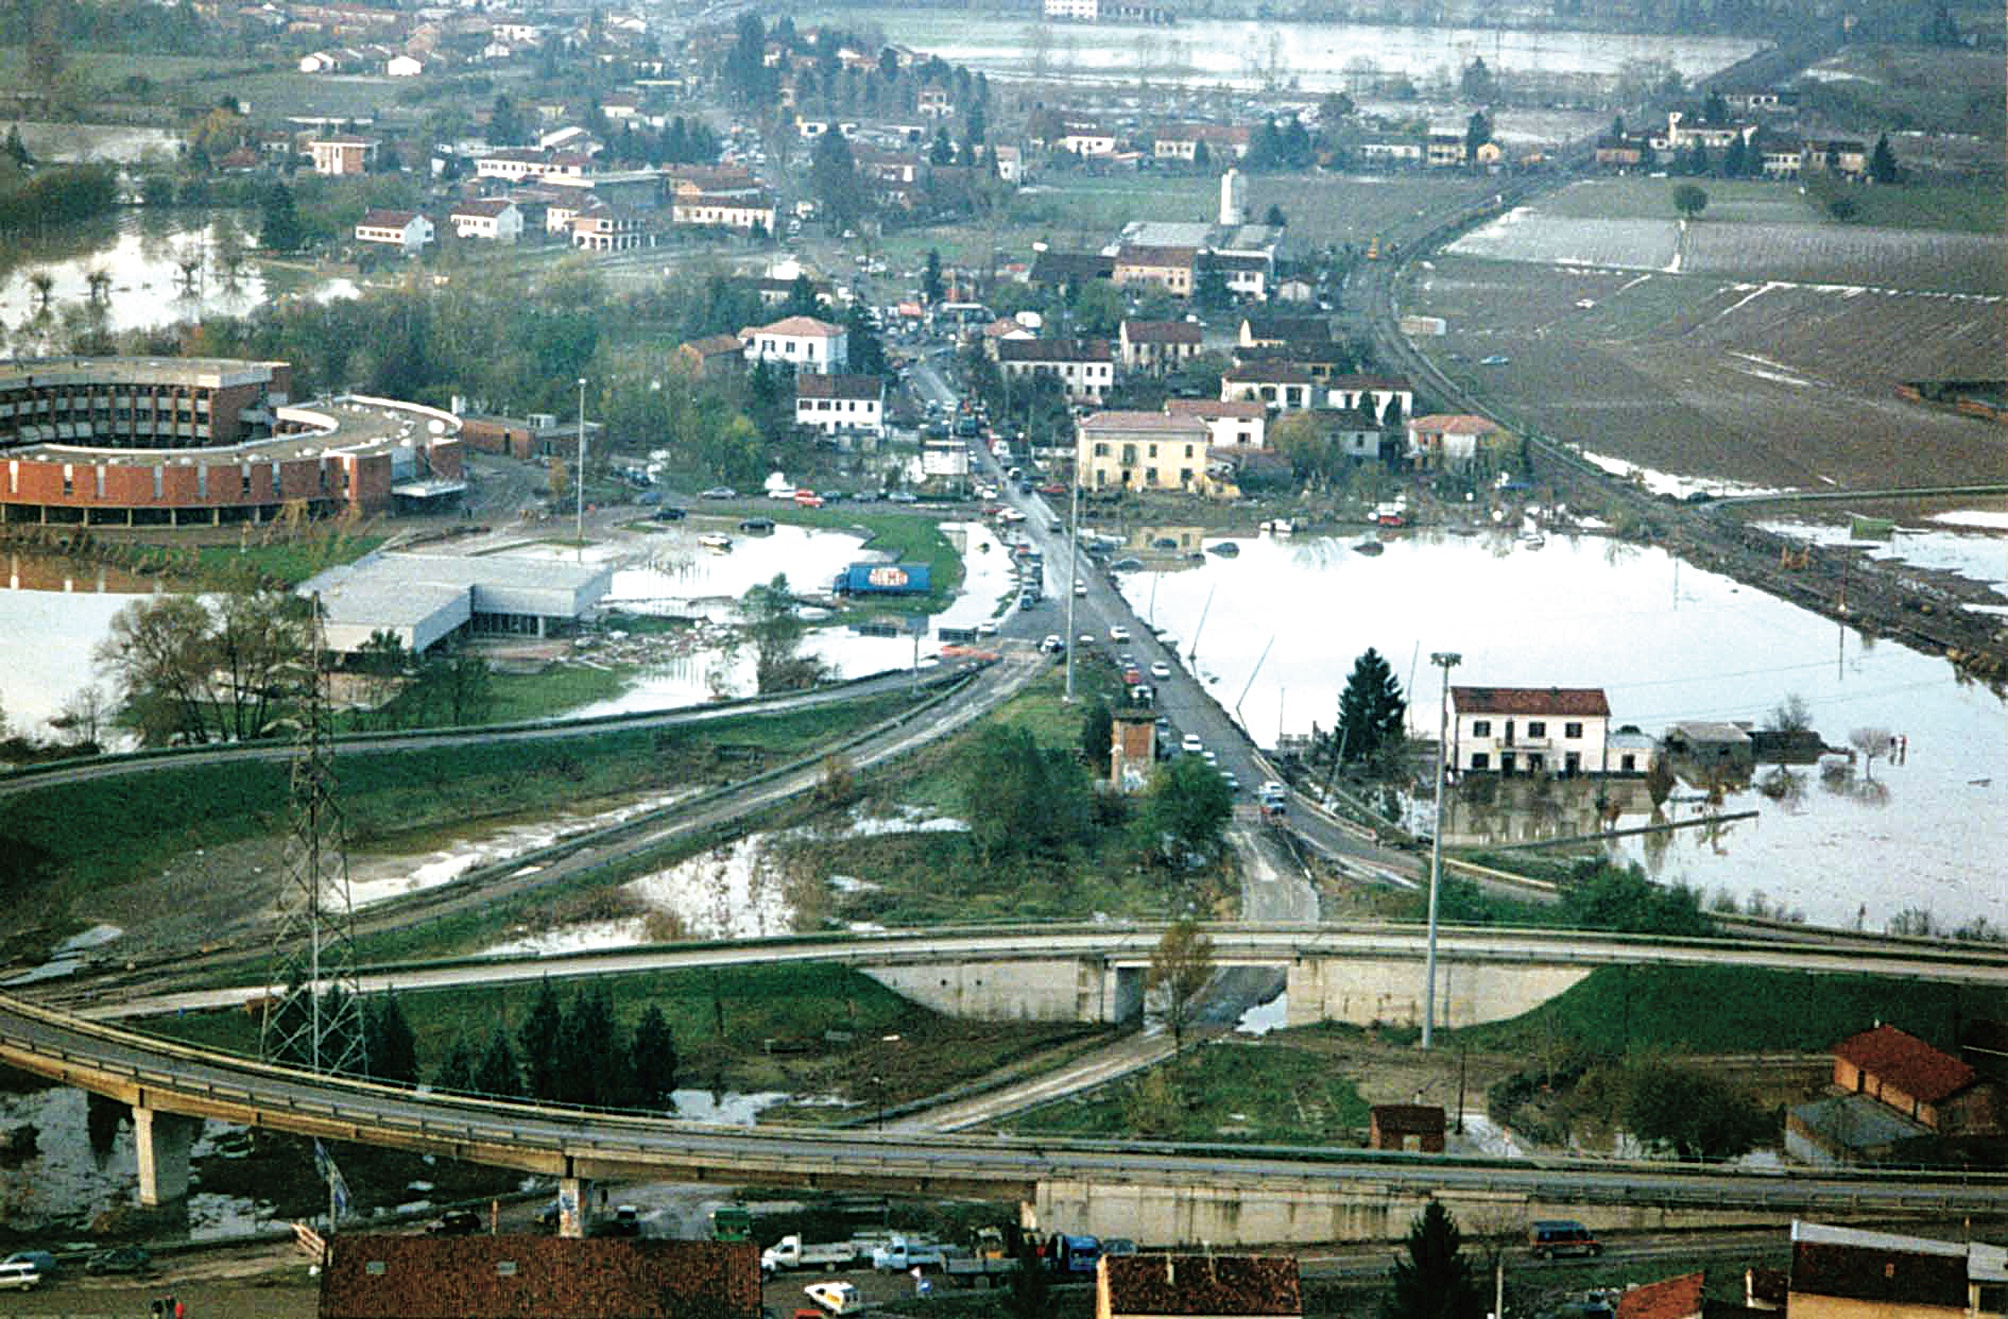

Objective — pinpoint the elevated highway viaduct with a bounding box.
[1,986,2002,1248]
[7,926,2004,1244]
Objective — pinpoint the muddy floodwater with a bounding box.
[1116,527,2007,933]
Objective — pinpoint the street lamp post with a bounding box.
[1422,649,1461,1050]
[1063,450,1081,703]
[575,377,588,562]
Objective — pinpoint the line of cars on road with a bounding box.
[1,1245,154,1291]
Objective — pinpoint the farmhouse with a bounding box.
[997,338,1114,404]
[741,316,849,375]
[795,373,885,442]
[1830,1024,1999,1136]
[1113,246,1198,298]
[1076,412,1210,494]
[308,135,378,176]
[354,208,434,254]
[1221,363,1315,412]
[1449,686,1613,777]
[1406,413,1505,469]
[447,198,523,242]
[1164,398,1264,450]
[1119,320,1203,375]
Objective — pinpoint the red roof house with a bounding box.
[318,1236,759,1319]
[1832,1024,1997,1134]
[1617,1273,1706,1319]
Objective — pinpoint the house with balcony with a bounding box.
[997,338,1114,403]
[1407,413,1506,469]
[1449,686,1612,776]
[1077,412,1210,494]
[309,135,379,176]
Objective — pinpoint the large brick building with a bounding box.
[0,358,461,527]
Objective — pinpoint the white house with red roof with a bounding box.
[1164,397,1264,449]
[447,197,523,242]
[1449,686,1613,777]
[795,373,884,442]
[741,315,848,374]
[1407,412,1507,469]
[355,208,435,254]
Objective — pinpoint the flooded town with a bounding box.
[0,0,2004,1310]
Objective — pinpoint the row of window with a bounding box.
[51,463,337,500]
[1468,719,1586,739]
[800,399,877,412]
[1466,751,1641,774]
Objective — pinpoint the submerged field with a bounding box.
[1411,179,2007,491]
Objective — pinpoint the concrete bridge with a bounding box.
[3,987,2004,1247]
[11,925,2008,1243]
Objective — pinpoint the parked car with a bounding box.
[85,1247,151,1276]
[1150,661,1171,679]
[804,1282,863,1315]
[1108,625,1130,642]
[653,506,687,521]
[887,490,919,503]
[700,486,737,499]
[0,1262,43,1292]
[975,621,999,637]
[1039,635,1065,654]
[427,1210,483,1236]
[1181,733,1203,754]
[1,1253,55,1279]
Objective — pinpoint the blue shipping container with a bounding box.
[842,562,932,594]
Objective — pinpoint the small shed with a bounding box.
[1662,720,1755,771]
[1110,709,1158,793]
[1369,1104,1446,1153]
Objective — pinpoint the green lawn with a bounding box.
[769,507,965,615]
[1003,1041,1372,1144]
[1536,174,2006,234]
[143,962,1103,1110]
[192,533,385,587]
[477,661,635,724]
[1823,182,2008,234]
[1447,963,2008,1057]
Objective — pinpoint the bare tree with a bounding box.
[1765,693,1812,732]
[1147,919,1215,1049]
[48,684,109,746]
[1849,727,1893,780]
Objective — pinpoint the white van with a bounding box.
[0,1261,43,1291]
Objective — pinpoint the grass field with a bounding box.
[0,688,919,940]
[1003,1040,1372,1144]
[141,961,1104,1111]
[768,507,966,614]
[1447,963,2008,1056]
[192,533,385,587]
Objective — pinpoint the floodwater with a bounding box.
[11,121,184,164]
[797,8,1762,91]
[0,554,166,734]
[1115,527,2007,932]
[575,519,1015,713]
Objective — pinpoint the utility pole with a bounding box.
[1422,649,1461,1050]
[575,377,588,562]
[1063,453,1080,702]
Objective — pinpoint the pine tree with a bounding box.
[630,1005,679,1107]
[558,986,627,1106]
[846,300,887,377]
[474,1026,523,1097]
[922,249,944,304]
[435,1035,475,1093]
[1333,647,1406,765]
[1869,133,1899,185]
[259,182,302,252]
[366,992,420,1084]
[1387,1201,1485,1319]
[518,979,566,1100]
[1081,698,1115,777]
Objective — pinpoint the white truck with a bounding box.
[871,1237,949,1273]
[762,1235,861,1274]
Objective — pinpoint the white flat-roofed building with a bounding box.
[302,551,614,654]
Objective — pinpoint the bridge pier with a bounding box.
[133,1106,201,1206]
[556,1177,592,1239]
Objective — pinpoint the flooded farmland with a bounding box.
[1114,528,2007,933]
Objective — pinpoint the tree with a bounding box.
[1849,727,1893,780]
[1147,918,1214,1047]
[845,299,887,377]
[365,992,419,1084]
[1458,56,1496,103]
[921,249,944,305]
[930,125,955,165]
[1721,134,1746,179]
[1558,863,1711,936]
[1387,1201,1485,1319]
[1672,183,1709,219]
[742,573,823,692]
[558,985,632,1107]
[1618,1061,1770,1159]
[1140,755,1234,865]
[1263,203,1286,227]
[1463,111,1492,166]
[809,127,868,229]
[48,684,108,748]
[1869,133,1899,185]
[95,594,220,745]
[1333,647,1405,766]
[474,1026,523,1097]
[490,92,526,145]
[259,181,303,252]
[1765,693,1812,733]
[957,723,1091,862]
[518,980,566,1100]
[1191,138,1211,171]
[1081,698,1115,777]
[434,1035,476,1092]
[630,1004,679,1107]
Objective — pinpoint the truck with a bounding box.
[944,1229,1020,1288]
[871,1236,948,1273]
[762,1235,862,1274]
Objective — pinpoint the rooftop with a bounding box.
[797,373,883,400]
[1080,411,1208,436]
[1166,398,1263,420]
[1409,413,1505,435]
[1789,1221,1977,1309]
[0,356,284,391]
[745,315,844,339]
[1617,1273,1705,1319]
[1101,1255,1301,1318]
[1832,1024,1977,1103]
[318,1235,759,1319]
[1000,338,1113,363]
[1123,319,1203,345]
[1451,686,1612,718]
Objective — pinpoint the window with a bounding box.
[1564,752,1581,774]
[1471,720,1491,737]
[1527,753,1545,772]
[1470,752,1489,770]
[1527,721,1547,737]
[1564,721,1583,738]
[1620,753,1637,772]
[1500,753,1516,774]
